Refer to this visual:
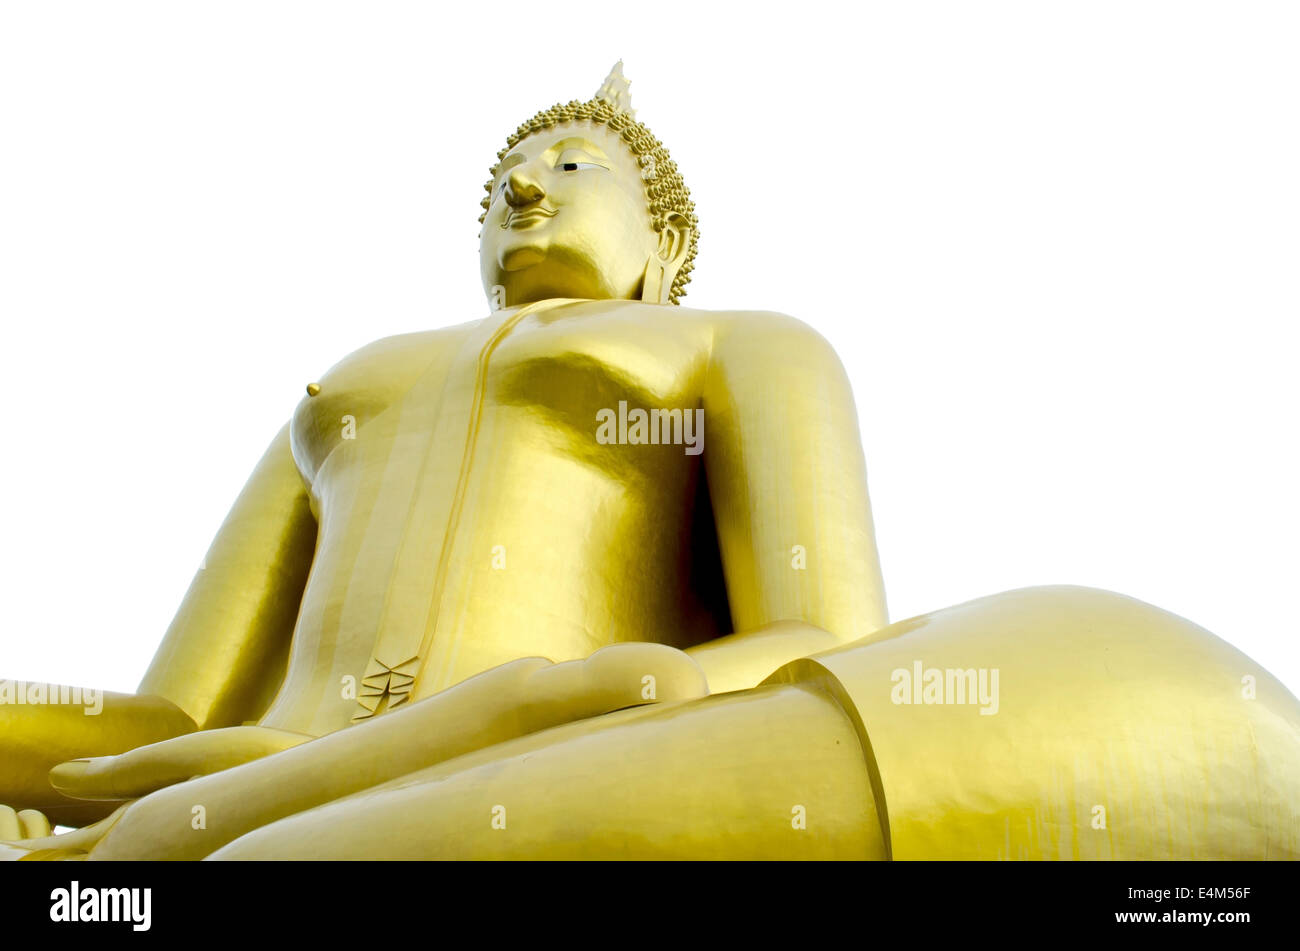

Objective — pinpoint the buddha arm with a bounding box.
[10,645,707,859]
[0,692,198,827]
[687,312,889,692]
[137,422,318,730]
[1,425,313,825]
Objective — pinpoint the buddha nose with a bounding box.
[504,166,546,207]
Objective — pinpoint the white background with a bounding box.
[1,2,1296,698]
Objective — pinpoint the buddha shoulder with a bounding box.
[704,308,847,372]
[290,324,475,482]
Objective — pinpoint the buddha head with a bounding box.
[479,62,698,308]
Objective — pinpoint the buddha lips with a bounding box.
[595,400,704,456]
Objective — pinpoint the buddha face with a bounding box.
[479,119,686,307]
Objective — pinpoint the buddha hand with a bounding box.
[7,644,711,860]
[0,805,51,841]
[44,725,315,802]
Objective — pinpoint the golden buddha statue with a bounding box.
[2,64,1297,860]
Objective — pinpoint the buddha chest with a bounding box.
[267,301,730,734]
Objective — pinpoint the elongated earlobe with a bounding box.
[640,257,669,304]
[641,213,691,305]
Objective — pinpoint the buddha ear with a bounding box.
[641,213,691,304]
[656,212,692,268]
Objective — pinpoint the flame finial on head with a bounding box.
[594,60,634,118]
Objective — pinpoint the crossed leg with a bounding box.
[208,682,885,860]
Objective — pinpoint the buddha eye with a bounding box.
[555,150,606,173]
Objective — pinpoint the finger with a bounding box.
[580,642,710,710]
[49,726,311,800]
[0,805,21,841]
[17,809,51,839]
[684,620,843,694]
[7,802,130,853]
[518,643,708,731]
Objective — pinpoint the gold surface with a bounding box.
[1,64,1296,860]
[769,586,1300,859]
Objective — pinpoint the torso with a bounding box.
[261,299,732,735]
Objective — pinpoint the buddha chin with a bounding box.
[496,227,550,273]
[486,226,628,306]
